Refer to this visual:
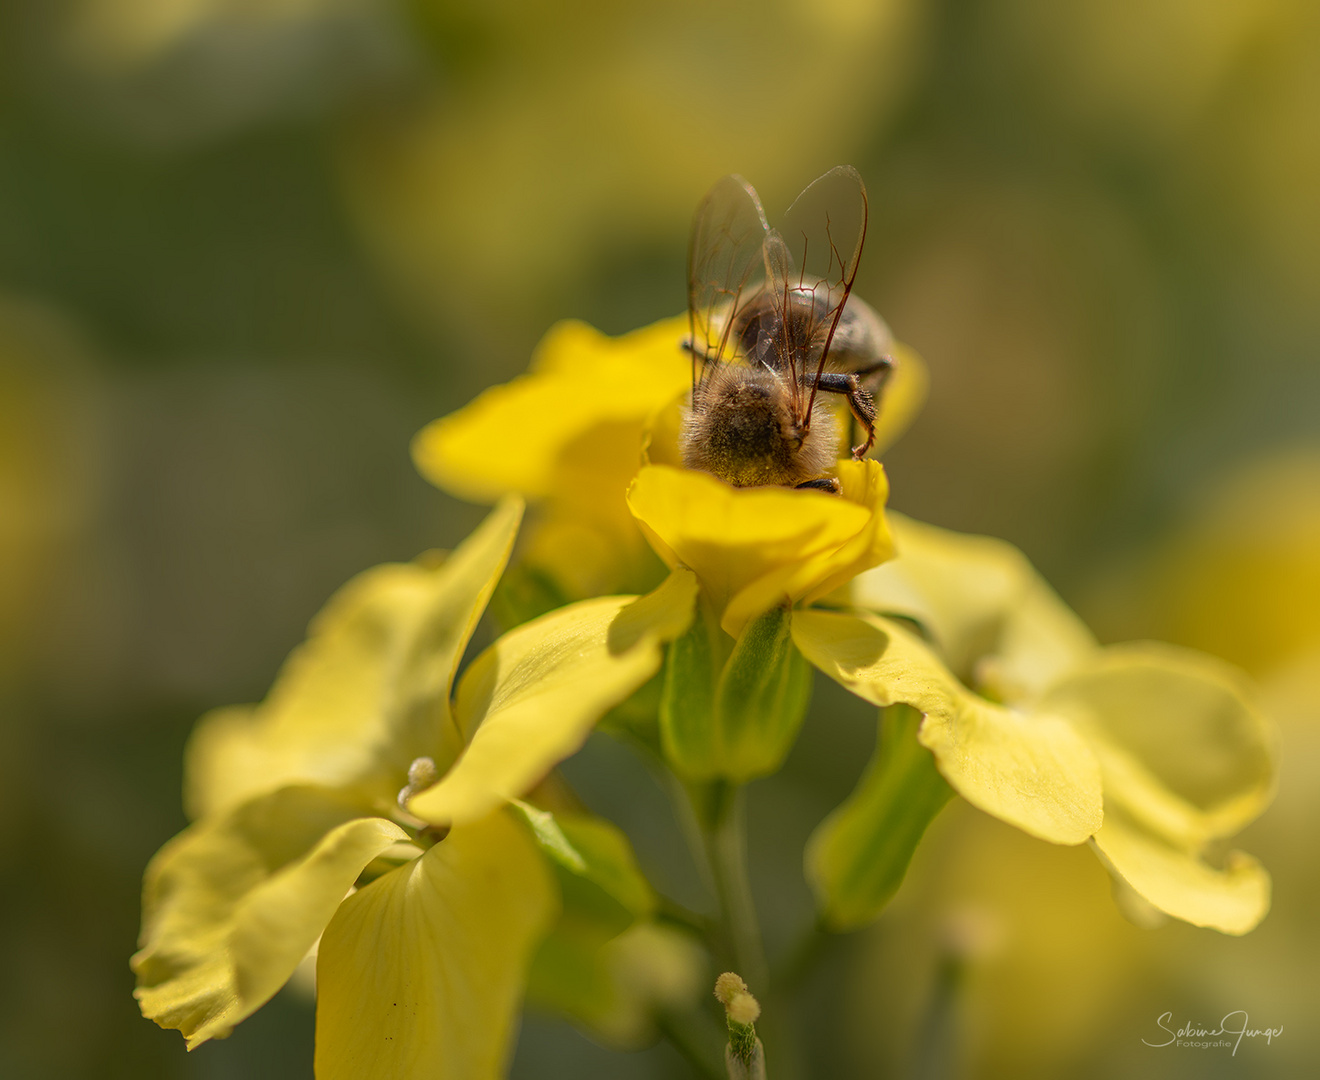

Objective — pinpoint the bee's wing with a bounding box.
[687,174,771,391]
[779,166,869,413]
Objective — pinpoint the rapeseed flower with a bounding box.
[413,314,927,604]
[134,498,698,1077]
[414,313,1276,939]
[814,513,1277,934]
[413,318,689,601]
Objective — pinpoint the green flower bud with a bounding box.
[660,601,812,782]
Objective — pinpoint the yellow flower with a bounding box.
[810,512,1277,935]
[621,459,1108,854]
[412,315,927,602]
[133,498,698,1076]
[628,459,893,639]
[413,317,689,600]
[622,457,896,782]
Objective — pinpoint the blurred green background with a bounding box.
[2,0,1318,1077]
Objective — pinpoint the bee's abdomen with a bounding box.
[680,370,834,487]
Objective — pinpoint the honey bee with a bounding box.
[680,166,893,493]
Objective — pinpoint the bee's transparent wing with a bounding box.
[687,175,770,390]
[779,166,869,410]
[760,227,798,381]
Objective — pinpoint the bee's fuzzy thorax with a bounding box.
[680,367,837,488]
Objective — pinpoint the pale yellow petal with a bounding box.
[314,810,556,1080]
[628,461,892,638]
[1092,810,1271,935]
[1040,642,1278,846]
[846,512,1096,696]
[409,569,698,827]
[132,786,407,1048]
[185,499,523,819]
[412,317,689,512]
[793,609,1102,844]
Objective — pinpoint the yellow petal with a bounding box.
[314,810,556,1080]
[412,317,689,515]
[871,342,929,457]
[518,508,667,601]
[1039,642,1278,847]
[628,460,892,638]
[185,499,523,820]
[133,786,407,1048]
[409,569,698,827]
[793,609,1103,844]
[1092,809,1271,934]
[846,512,1096,696]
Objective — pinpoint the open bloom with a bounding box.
[627,467,1106,838]
[413,318,689,601]
[412,314,927,602]
[408,311,1274,939]
[809,513,1278,934]
[134,499,698,1077]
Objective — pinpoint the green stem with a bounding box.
[655,894,713,938]
[659,769,768,989]
[912,954,964,1080]
[704,782,768,992]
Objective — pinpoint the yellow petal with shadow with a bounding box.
[184,499,523,820]
[132,786,408,1048]
[628,460,891,638]
[408,568,698,827]
[1091,808,1271,935]
[845,512,1097,696]
[793,608,1103,845]
[314,810,556,1080]
[1039,642,1278,848]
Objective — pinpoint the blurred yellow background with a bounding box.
[2,0,1317,1077]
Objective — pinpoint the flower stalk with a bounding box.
[701,783,768,993]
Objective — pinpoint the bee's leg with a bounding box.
[795,477,841,494]
[814,372,878,459]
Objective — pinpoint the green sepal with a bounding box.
[806,703,954,930]
[658,595,725,776]
[512,801,656,936]
[716,604,813,779]
[660,602,812,783]
[525,919,707,1051]
[517,803,703,1050]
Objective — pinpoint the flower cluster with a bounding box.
[135,314,1277,1077]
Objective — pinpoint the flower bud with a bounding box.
[660,602,811,782]
[714,972,765,1080]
